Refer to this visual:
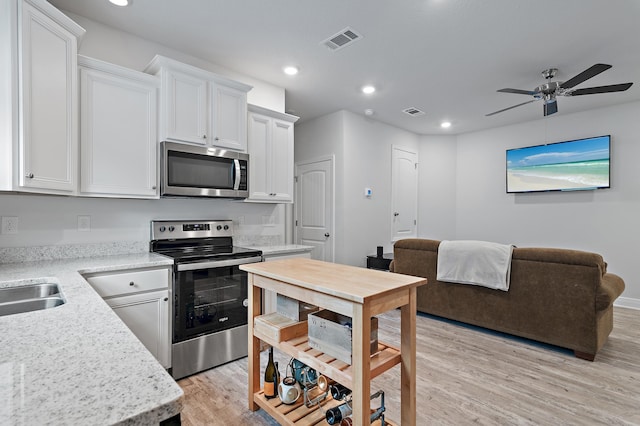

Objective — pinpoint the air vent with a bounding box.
[402,107,426,117]
[322,27,362,51]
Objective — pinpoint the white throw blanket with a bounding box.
[436,240,514,291]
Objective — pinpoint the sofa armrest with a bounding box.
[596,273,625,311]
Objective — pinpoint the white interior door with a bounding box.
[391,146,418,241]
[295,157,334,262]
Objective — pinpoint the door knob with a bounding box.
[394,212,399,217]
[324,233,330,237]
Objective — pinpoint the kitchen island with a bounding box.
[0,253,183,425]
[241,258,427,426]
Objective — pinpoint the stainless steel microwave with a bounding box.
[160,141,249,198]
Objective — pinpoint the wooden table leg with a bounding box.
[248,274,261,411]
[352,303,371,426]
[400,287,417,426]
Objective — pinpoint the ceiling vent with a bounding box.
[402,107,426,117]
[322,27,362,51]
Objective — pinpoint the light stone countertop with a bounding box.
[0,253,183,425]
[248,244,314,257]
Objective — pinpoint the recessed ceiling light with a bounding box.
[441,121,452,129]
[364,109,374,116]
[362,85,376,95]
[283,66,298,76]
[109,0,130,6]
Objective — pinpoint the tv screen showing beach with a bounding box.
[506,135,610,193]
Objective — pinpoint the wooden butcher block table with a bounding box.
[241,258,427,426]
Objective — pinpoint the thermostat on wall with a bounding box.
[365,187,372,198]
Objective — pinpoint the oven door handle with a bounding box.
[176,255,263,272]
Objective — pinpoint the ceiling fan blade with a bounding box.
[560,63,612,89]
[569,82,633,96]
[497,88,538,96]
[543,99,558,116]
[485,100,536,117]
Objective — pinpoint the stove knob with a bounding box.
[216,225,222,231]
[168,226,175,232]
[242,299,249,308]
[223,225,229,230]
[159,226,166,232]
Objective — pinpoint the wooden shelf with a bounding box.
[254,320,401,390]
[254,389,397,426]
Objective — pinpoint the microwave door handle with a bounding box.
[233,159,241,190]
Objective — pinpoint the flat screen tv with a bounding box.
[506,135,610,193]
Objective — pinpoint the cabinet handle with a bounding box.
[214,137,219,141]
[26,173,34,179]
[394,212,399,217]
[129,281,135,286]
[202,134,207,139]
[324,233,330,237]
[152,185,157,190]
[164,297,169,302]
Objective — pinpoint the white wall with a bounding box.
[455,101,640,302]
[65,12,285,112]
[0,194,284,248]
[295,110,420,267]
[342,112,420,266]
[418,134,457,240]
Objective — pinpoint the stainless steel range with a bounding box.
[150,220,263,380]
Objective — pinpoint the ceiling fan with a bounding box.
[486,63,633,117]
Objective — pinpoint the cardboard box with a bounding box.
[307,309,378,364]
[254,312,308,342]
[276,294,319,321]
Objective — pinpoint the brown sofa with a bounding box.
[390,238,625,360]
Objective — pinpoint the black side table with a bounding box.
[366,253,394,271]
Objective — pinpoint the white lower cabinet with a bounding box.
[84,266,171,369]
[79,56,159,198]
[106,290,170,368]
[262,251,311,314]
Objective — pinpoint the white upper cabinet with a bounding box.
[162,68,208,145]
[0,0,85,194]
[145,55,251,152]
[79,56,159,198]
[246,104,298,203]
[211,82,247,151]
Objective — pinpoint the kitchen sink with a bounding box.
[0,283,65,317]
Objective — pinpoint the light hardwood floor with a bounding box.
[177,307,640,425]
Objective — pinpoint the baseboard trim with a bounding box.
[614,297,640,310]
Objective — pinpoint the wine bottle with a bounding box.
[325,402,352,425]
[264,347,277,399]
[330,383,352,400]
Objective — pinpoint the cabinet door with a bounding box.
[211,82,247,151]
[163,69,207,145]
[107,290,171,369]
[80,68,158,198]
[247,112,271,200]
[270,119,294,202]
[20,1,77,193]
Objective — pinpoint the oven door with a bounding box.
[173,255,262,343]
